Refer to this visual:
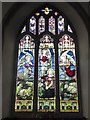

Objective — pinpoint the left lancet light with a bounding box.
[15,35,35,112]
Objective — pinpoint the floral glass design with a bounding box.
[15,35,35,112]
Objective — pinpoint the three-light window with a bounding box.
[15,5,79,113]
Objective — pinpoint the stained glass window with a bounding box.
[58,34,79,112]
[49,16,55,35]
[38,16,45,35]
[15,5,81,116]
[38,35,56,112]
[58,16,64,34]
[15,35,35,112]
[29,16,36,35]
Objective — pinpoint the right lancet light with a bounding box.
[58,34,79,112]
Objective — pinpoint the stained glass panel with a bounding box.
[58,16,64,34]
[38,16,45,35]
[68,25,73,33]
[49,16,55,35]
[38,35,56,112]
[16,5,80,114]
[21,26,26,33]
[29,16,36,35]
[42,7,52,15]
[58,34,79,112]
[15,35,35,112]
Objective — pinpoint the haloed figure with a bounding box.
[60,50,76,80]
[42,68,55,98]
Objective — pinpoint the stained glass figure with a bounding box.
[38,35,56,112]
[58,16,64,34]
[68,25,73,33]
[21,26,26,33]
[38,16,45,35]
[58,34,79,112]
[15,35,35,112]
[29,16,36,35]
[49,16,55,35]
[42,7,52,15]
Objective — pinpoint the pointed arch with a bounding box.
[14,3,82,117]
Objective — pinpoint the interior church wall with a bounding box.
[2,2,88,119]
[0,2,2,120]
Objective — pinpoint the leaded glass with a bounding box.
[38,35,56,112]
[15,35,35,112]
[29,16,36,35]
[15,4,81,115]
[58,34,79,112]
[38,16,45,35]
[42,7,52,15]
[58,16,64,34]
[21,26,26,33]
[68,25,73,33]
[49,16,55,35]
